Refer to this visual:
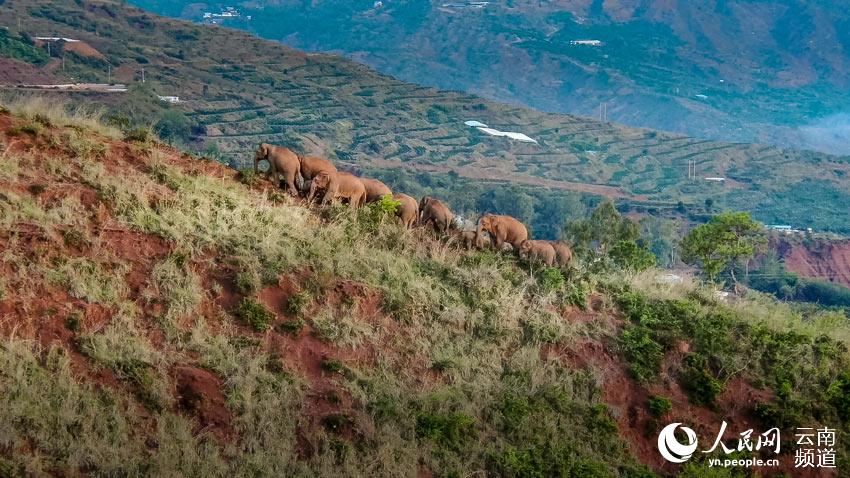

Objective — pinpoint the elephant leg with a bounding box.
[321,184,336,205]
[306,181,318,204]
[271,165,281,189]
[493,234,504,251]
[284,169,298,196]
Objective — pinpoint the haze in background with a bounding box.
[130,0,850,155]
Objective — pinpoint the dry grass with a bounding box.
[0,94,121,139]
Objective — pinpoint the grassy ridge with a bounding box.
[1,0,850,236]
[2,98,850,476]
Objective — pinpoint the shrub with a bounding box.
[647,395,672,417]
[276,318,305,334]
[61,228,88,248]
[285,290,313,316]
[619,325,664,382]
[609,240,656,271]
[827,371,850,421]
[65,312,82,332]
[320,358,347,375]
[415,411,476,451]
[680,354,724,407]
[123,127,151,143]
[535,267,565,293]
[235,269,261,294]
[237,168,260,187]
[235,297,274,332]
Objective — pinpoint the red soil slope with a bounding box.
[774,237,850,288]
[0,111,813,474]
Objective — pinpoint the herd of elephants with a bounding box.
[254,143,573,268]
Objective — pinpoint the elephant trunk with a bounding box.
[475,222,485,248]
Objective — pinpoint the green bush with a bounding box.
[237,168,260,187]
[608,240,656,271]
[123,127,151,143]
[234,297,274,332]
[276,318,305,334]
[235,270,261,294]
[619,325,664,382]
[286,290,313,317]
[680,354,724,407]
[535,267,565,293]
[415,411,476,451]
[647,395,672,417]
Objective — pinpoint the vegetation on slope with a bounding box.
[2,99,850,476]
[131,0,850,154]
[2,0,850,237]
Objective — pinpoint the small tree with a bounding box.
[564,201,656,270]
[680,212,766,284]
[565,201,639,255]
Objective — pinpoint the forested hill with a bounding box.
[2,0,850,239]
[130,0,850,155]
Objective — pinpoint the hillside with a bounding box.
[2,98,850,476]
[130,0,850,155]
[2,0,850,239]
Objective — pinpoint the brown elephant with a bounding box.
[361,178,392,203]
[254,143,299,196]
[518,240,556,267]
[392,193,418,228]
[301,155,339,204]
[475,214,528,251]
[419,196,454,233]
[549,241,573,267]
[310,171,365,209]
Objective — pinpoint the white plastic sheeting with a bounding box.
[476,127,537,143]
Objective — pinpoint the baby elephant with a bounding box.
[310,171,366,209]
[518,240,557,267]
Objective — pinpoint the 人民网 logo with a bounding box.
[658,423,698,463]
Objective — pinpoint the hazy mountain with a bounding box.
[130,0,850,154]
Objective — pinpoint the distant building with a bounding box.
[570,40,603,46]
[35,37,80,43]
[704,177,725,182]
[202,7,241,25]
[158,96,180,103]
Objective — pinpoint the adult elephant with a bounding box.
[518,240,556,267]
[361,178,392,203]
[254,143,299,196]
[476,214,528,251]
[419,196,454,233]
[310,171,365,209]
[392,193,418,228]
[301,155,338,204]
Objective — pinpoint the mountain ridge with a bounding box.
[130,0,850,154]
[2,0,850,239]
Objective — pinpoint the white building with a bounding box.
[570,40,603,46]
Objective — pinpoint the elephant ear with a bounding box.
[262,143,270,157]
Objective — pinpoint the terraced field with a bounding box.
[3,0,850,233]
